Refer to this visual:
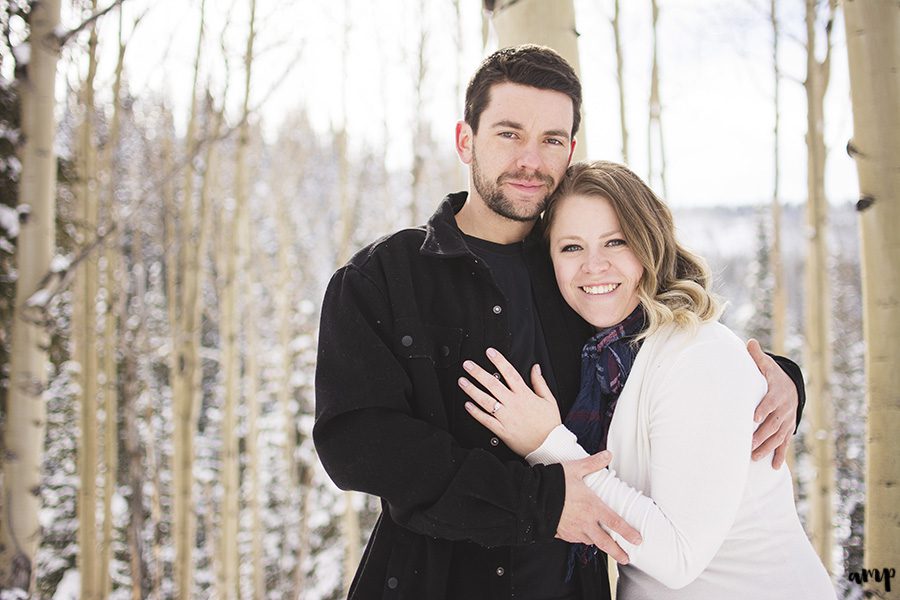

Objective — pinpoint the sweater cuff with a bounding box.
[525,425,591,466]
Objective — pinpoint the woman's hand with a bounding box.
[459,347,562,457]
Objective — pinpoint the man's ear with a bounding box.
[567,137,576,165]
[456,120,474,165]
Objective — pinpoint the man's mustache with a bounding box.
[498,171,555,187]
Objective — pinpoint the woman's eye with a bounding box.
[560,244,581,253]
[607,239,627,247]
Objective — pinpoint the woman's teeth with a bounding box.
[582,283,619,295]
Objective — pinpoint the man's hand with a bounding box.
[747,339,798,469]
[557,452,642,565]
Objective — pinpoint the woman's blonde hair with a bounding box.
[543,160,722,338]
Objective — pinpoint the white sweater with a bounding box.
[527,321,835,599]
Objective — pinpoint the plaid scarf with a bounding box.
[564,305,646,579]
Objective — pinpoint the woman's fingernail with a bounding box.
[463,360,475,371]
[458,377,469,388]
[464,402,474,411]
[486,347,497,358]
[535,364,542,375]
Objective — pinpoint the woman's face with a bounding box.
[548,194,644,329]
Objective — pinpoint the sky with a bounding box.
[61,0,859,208]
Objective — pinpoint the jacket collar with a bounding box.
[421,191,545,258]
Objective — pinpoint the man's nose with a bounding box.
[516,141,543,172]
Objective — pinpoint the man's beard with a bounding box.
[471,149,556,223]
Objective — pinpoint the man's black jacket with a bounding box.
[313,193,805,600]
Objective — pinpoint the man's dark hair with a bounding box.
[464,44,582,138]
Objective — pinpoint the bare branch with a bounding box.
[55,0,129,47]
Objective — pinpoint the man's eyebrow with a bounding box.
[490,119,524,130]
[544,128,571,141]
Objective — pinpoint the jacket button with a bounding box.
[401,335,413,347]
[387,576,398,589]
[440,345,450,357]
[492,305,502,314]
[490,437,500,447]
[496,566,505,577]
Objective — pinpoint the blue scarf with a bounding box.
[564,305,646,579]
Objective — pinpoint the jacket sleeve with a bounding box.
[767,353,806,433]
[313,264,566,548]
[527,337,767,589]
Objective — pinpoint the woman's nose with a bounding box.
[583,251,611,273]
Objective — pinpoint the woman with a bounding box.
[458,161,834,599]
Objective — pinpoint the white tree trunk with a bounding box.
[220,2,256,595]
[803,0,836,572]
[74,8,101,596]
[612,0,628,165]
[410,0,427,225]
[99,9,125,598]
[0,0,61,592]
[770,0,786,358]
[647,0,668,199]
[171,2,207,596]
[842,0,900,586]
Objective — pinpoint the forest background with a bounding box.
[0,0,897,599]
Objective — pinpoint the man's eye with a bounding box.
[499,131,517,139]
[560,244,581,252]
[546,138,564,146]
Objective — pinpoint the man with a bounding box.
[314,45,803,600]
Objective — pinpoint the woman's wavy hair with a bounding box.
[543,160,722,338]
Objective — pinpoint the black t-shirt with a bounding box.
[464,234,578,600]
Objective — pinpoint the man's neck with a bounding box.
[454,193,536,246]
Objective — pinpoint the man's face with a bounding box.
[457,82,576,222]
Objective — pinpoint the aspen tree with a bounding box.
[243,118,265,600]
[99,7,126,597]
[453,0,467,190]
[410,0,427,225]
[169,1,209,595]
[123,228,146,600]
[842,0,900,585]
[770,0,786,358]
[612,0,628,164]
[647,0,667,199]
[275,181,302,593]
[220,80,242,600]
[221,1,257,596]
[484,0,585,160]
[155,106,178,600]
[73,3,101,595]
[244,256,264,600]
[803,0,837,571]
[0,0,62,592]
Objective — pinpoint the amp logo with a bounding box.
[846,567,895,593]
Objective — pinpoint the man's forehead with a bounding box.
[481,82,573,131]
